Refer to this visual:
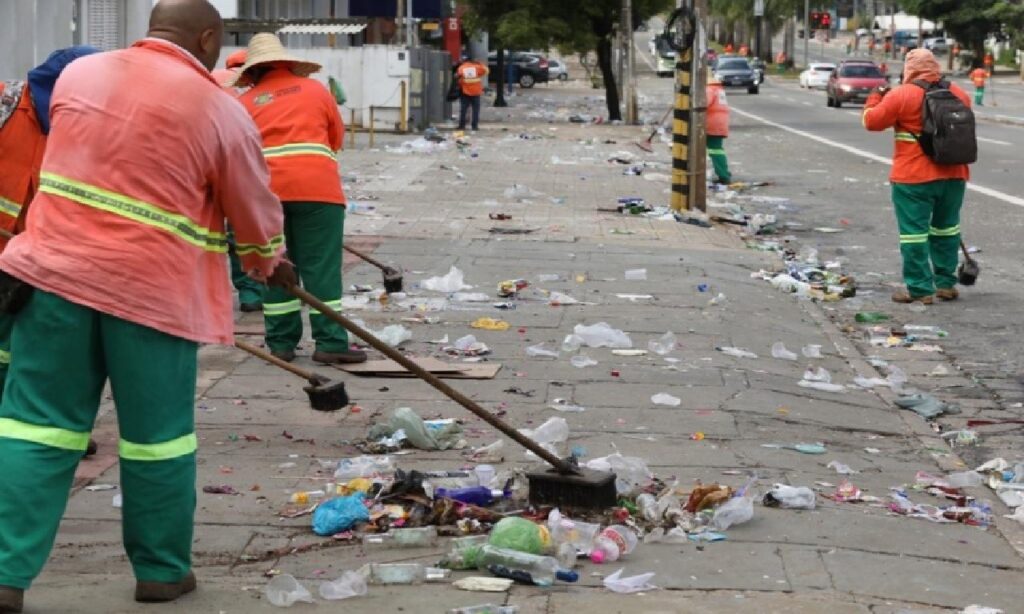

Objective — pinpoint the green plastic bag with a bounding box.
[328,75,347,106]
[487,517,550,554]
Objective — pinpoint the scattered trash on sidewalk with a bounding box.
[265,574,315,607]
[420,266,471,293]
[602,569,657,594]
[894,393,961,419]
[770,342,798,361]
[651,393,681,407]
[716,346,757,359]
[319,570,367,601]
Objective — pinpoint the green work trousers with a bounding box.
[892,179,965,298]
[228,225,266,306]
[263,202,350,354]
[0,290,198,589]
[974,86,985,105]
[707,135,732,184]
[0,314,11,398]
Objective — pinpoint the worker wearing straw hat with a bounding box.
[236,33,366,364]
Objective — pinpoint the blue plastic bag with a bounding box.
[312,493,369,536]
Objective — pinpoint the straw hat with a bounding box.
[227,33,321,86]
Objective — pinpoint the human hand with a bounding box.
[266,259,297,289]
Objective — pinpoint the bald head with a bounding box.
[148,0,223,71]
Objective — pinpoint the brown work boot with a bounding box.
[135,571,196,603]
[891,289,933,305]
[270,348,296,363]
[0,586,23,613]
[312,348,368,364]
[935,287,959,301]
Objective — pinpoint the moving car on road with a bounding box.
[713,55,759,94]
[923,37,950,53]
[826,60,887,107]
[799,62,836,89]
[654,34,676,77]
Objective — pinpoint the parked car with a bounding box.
[712,55,759,94]
[799,62,836,89]
[486,51,550,88]
[547,58,569,81]
[826,60,887,107]
[923,37,950,53]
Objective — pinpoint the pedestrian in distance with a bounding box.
[0,0,295,611]
[969,65,989,106]
[234,33,367,365]
[862,48,974,305]
[456,54,489,131]
[211,50,267,313]
[706,76,732,185]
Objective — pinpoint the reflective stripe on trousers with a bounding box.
[38,172,228,253]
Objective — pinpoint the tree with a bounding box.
[901,0,1000,63]
[710,0,803,60]
[542,0,673,121]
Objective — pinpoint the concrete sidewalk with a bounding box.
[28,82,1022,613]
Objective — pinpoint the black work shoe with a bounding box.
[270,349,296,363]
[312,349,368,364]
[239,302,262,313]
[0,586,23,613]
[135,571,196,603]
[85,439,98,457]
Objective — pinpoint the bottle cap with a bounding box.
[589,549,605,564]
[555,569,579,583]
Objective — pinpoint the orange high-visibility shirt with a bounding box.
[0,38,285,345]
[457,61,488,97]
[0,83,46,249]
[706,83,729,137]
[862,81,971,184]
[970,68,988,87]
[239,67,345,205]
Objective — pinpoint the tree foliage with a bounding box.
[901,0,1001,60]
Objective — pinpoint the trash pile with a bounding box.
[752,244,858,302]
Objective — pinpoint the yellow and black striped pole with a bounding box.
[670,42,693,212]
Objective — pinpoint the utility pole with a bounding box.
[754,0,764,59]
[624,0,638,123]
[803,0,810,67]
[407,0,415,49]
[670,0,707,213]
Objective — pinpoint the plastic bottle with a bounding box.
[434,484,511,507]
[589,526,638,564]
[635,493,660,522]
[361,563,450,585]
[762,484,817,509]
[363,526,438,548]
[546,509,601,557]
[945,471,983,488]
[438,535,489,570]
[854,312,890,323]
[289,490,325,505]
[474,545,578,586]
[449,604,520,614]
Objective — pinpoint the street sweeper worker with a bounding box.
[0,46,99,403]
[862,48,971,305]
[234,32,366,365]
[0,1,294,611]
[706,76,732,185]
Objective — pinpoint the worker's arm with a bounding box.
[215,114,286,281]
[862,86,901,131]
[317,80,344,152]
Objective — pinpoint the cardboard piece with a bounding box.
[335,357,501,379]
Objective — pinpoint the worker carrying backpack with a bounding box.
[911,79,977,165]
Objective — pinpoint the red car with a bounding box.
[826,60,889,108]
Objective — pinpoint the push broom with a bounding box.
[288,285,618,510]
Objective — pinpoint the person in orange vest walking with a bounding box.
[862,49,972,304]
[0,0,293,610]
[234,33,366,364]
[706,76,732,184]
[969,64,989,105]
[455,54,489,131]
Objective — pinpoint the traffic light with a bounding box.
[809,10,832,30]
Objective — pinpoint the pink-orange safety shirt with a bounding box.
[0,38,285,345]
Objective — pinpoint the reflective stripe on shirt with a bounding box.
[0,195,21,219]
[39,172,228,253]
[262,143,337,161]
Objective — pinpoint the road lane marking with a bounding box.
[977,136,1011,146]
[785,97,796,102]
[731,106,1024,208]
[802,101,812,106]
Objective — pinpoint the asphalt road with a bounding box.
[634,29,1024,464]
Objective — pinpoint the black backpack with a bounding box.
[911,79,977,165]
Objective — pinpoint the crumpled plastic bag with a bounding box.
[526,343,559,358]
[894,393,961,419]
[603,568,657,594]
[319,570,368,600]
[265,573,315,607]
[571,322,632,348]
[488,517,548,554]
[711,495,754,530]
[420,266,471,292]
[370,324,412,347]
[312,493,370,536]
[650,392,681,406]
[333,455,395,480]
[520,417,569,457]
[770,342,798,361]
[647,331,676,355]
[369,407,464,451]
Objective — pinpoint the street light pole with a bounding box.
[624,0,637,123]
[803,0,809,67]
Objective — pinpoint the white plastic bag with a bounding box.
[526,343,560,358]
[570,354,598,368]
[650,393,681,407]
[711,496,754,530]
[420,266,471,292]
[647,331,677,355]
[603,568,657,594]
[771,342,798,361]
[571,322,633,348]
[717,346,758,359]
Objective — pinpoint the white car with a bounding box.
[548,58,569,81]
[799,62,836,89]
